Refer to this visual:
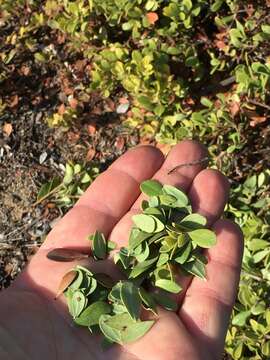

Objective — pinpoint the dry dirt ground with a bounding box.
[0,104,140,289]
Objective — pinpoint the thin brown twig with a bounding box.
[248,99,270,112]
[32,183,63,207]
[167,156,209,175]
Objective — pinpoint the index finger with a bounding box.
[44,145,164,250]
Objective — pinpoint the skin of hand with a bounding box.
[0,140,243,360]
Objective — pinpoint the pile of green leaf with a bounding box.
[57,180,216,346]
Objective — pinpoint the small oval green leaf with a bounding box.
[181,259,206,279]
[75,301,111,327]
[132,214,156,233]
[99,314,122,343]
[180,213,207,230]
[188,229,217,248]
[140,180,163,196]
[120,282,141,320]
[70,290,87,318]
[155,279,182,294]
[139,288,157,315]
[162,185,189,207]
[152,292,178,311]
[92,231,107,259]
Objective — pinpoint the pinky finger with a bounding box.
[179,219,244,359]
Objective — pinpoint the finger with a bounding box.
[179,219,244,359]
[109,140,209,248]
[188,169,230,226]
[15,146,164,293]
[175,169,230,304]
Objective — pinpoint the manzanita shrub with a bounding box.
[2,1,270,147]
[51,180,217,346]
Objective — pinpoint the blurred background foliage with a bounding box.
[1,1,270,358]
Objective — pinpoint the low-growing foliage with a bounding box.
[36,162,100,207]
[225,170,270,359]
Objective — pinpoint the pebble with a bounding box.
[39,151,47,164]
[116,102,129,114]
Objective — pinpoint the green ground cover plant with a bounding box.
[1,0,270,358]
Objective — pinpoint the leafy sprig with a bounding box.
[54,180,217,346]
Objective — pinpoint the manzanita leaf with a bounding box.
[109,283,122,303]
[135,242,150,262]
[92,231,107,259]
[179,213,207,230]
[108,240,117,251]
[70,290,87,318]
[99,314,122,343]
[129,228,151,250]
[188,229,217,248]
[155,279,182,294]
[120,319,155,343]
[144,207,166,224]
[148,196,159,207]
[174,241,192,264]
[37,177,61,201]
[80,276,94,296]
[140,180,163,196]
[177,233,187,247]
[156,253,169,267]
[155,267,171,281]
[120,281,141,320]
[47,248,88,262]
[99,313,154,344]
[114,247,131,269]
[139,288,157,315]
[192,252,208,265]
[181,259,206,279]
[152,292,178,311]
[69,269,84,291]
[151,215,165,232]
[141,200,149,211]
[148,230,167,244]
[144,207,163,217]
[231,310,251,327]
[65,287,75,315]
[129,256,159,278]
[132,214,156,233]
[75,301,111,327]
[83,275,97,295]
[56,270,77,298]
[162,185,189,207]
[90,287,109,303]
[159,194,177,206]
[112,303,127,314]
[95,273,115,288]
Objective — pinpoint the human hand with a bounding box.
[0,141,243,360]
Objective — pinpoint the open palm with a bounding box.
[0,141,243,360]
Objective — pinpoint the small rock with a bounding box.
[116,102,129,114]
[39,151,47,164]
